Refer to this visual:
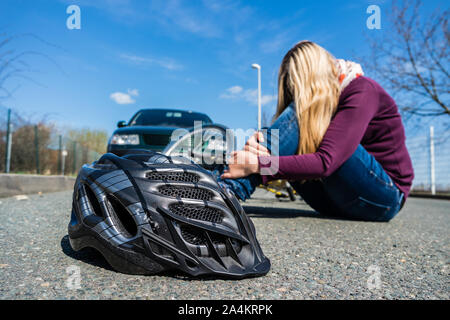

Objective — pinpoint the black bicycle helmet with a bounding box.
[68,150,270,278]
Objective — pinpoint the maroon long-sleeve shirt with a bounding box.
[259,76,414,198]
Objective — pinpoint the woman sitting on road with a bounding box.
[218,40,414,222]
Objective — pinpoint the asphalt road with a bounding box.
[0,189,448,300]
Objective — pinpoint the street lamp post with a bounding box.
[251,63,261,131]
[5,108,12,173]
[61,149,68,176]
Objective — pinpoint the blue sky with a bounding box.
[0,0,447,137]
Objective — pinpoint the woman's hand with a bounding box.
[220,150,260,179]
[244,131,270,156]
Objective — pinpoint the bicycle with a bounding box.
[162,124,297,201]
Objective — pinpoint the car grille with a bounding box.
[142,134,171,146]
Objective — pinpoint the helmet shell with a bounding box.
[69,151,270,278]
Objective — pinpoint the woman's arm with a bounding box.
[258,77,380,183]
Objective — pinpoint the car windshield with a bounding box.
[128,110,212,128]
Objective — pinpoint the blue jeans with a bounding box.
[218,104,404,222]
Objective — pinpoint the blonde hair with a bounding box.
[275,41,340,155]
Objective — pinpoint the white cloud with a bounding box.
[127,88,139,96]
[403,61,427,74]
[220,86,277,106]
[150,0,223,38]
[259,31,292,54]
[119,53,183,70]
[261,94,278,105]
[227,85,243,95]
[110,88,139,104]
[185,77,199,84]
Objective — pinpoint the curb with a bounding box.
[409,192,450,201]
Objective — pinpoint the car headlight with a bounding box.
[110,134,140,145]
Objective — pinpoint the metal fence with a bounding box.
[1,106,102,176]
[406,126,450,195]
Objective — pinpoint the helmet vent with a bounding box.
[146,171,199,183]
[180,226,207,245]
[147,241,176,262]
[106,194,138,238]
[158,185,213,201]
[170,204,223,223]
[83,183,104,218]
[180,226,227,247]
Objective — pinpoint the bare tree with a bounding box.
[0,33,34,100]
[0,32,63,100]
[0,110,54,173]
[365,0,449,118]
[67,128,109,154]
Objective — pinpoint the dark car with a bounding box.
[107,108,213,155]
